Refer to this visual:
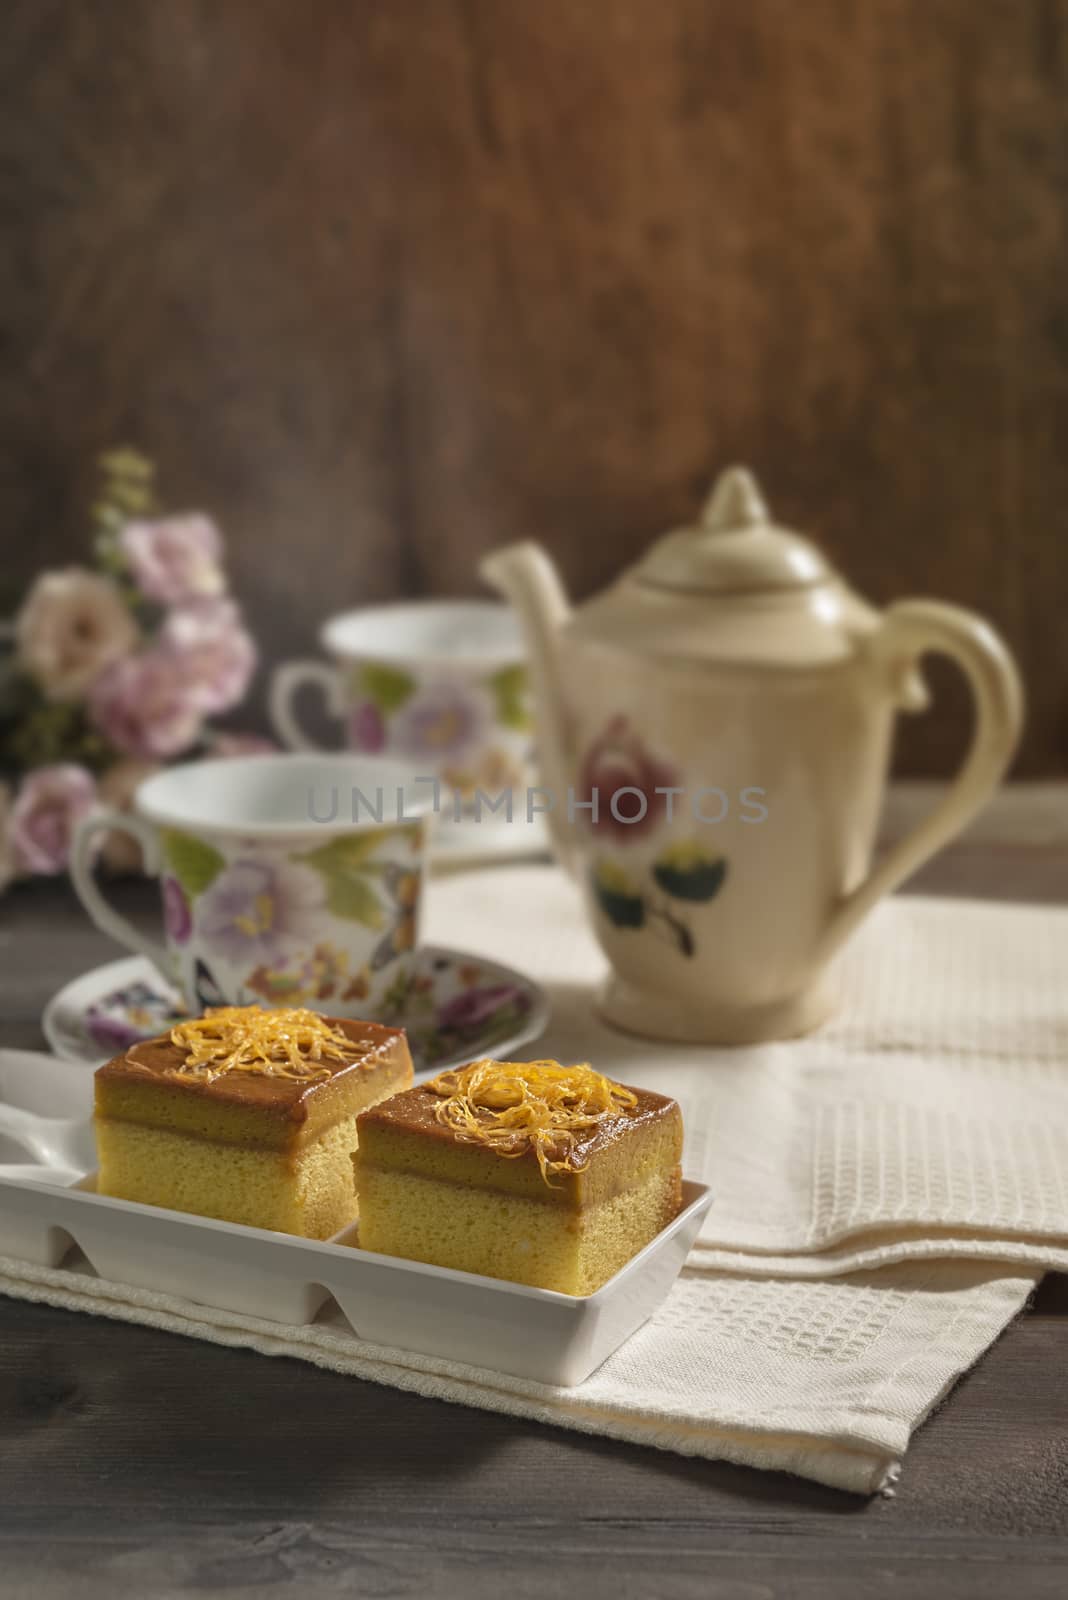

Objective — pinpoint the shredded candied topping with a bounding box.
[167,1005,355,1082]
[427,1058,638,1184]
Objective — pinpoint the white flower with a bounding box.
[119,514,225,604]
[15,568,139,701]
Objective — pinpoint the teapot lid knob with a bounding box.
[633,463,832,596]
[700,466,770,534]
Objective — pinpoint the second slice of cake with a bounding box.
[354,1058,683,1294]
[94,1005,413,1238]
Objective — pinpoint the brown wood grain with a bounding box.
[2,0,1067,775]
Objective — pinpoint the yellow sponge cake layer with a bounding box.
[93,1115,367,1238]
[95,1011,413,1238]
[354,1064,683,1294]
[355,1163,681,1296]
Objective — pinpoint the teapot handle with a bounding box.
[816,599,1023,964]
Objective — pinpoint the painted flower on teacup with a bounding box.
[348,701,386,753]
[392,680,492,762]
[347,662,531,749]
[161,875,192,944]
[197,854,325,966]
[344,660,534,816]
[246,941,373,1007]
[156,821,424,1013]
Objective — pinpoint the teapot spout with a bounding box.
[480,542,574,866]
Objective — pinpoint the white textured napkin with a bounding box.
[2,866,1064,1493]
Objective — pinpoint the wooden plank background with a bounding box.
[2,0,1067,774]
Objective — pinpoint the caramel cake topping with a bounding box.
[426,1058,639,1184]
[168,1005,360,1084]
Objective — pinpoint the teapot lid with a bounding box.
[633,466,831,595]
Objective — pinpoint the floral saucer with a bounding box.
[42,947,549,1078]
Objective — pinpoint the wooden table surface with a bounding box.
[0,856,1066,1599]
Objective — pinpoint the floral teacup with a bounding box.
[70,754,435,1019]
[269,601,535,818]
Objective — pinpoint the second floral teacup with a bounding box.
[70,753,434,1019]
[269,601,535,817]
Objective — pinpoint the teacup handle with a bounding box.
[70,809,173,981]
[269,660,343,751]
[817,599,1024,964]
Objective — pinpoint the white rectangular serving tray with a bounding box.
[0,1156,711,1387]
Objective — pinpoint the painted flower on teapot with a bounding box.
[572,714,739,958]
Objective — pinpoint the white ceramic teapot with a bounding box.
[482,466,1023,1044]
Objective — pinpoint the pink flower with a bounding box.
[15,568,139,701]
[198,855,325,966]
[119,513,225,605]
[348,701,386,753]
[89,650,204,759]
[162,875,192,943]
[437,984,529,1032]
[576,715,680,843]
[9,764,96,875]
[392,681,491,763]
[159,599,256,716]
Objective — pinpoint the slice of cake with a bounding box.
[353,1058,683,1295]
[94,1005,413,1238]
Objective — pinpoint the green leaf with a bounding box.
[98,447,156,483]
[489,664,532,732]
[652,847,727,903]
[591,862,645,929]
[295,832,393,925]
[294,833,382,875]
[2,693,117,773]
[358,663,416,713]
[161,829,225,896]
[321,870,385,928]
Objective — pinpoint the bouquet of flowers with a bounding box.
[0,449,263,893]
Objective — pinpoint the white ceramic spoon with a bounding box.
[0,1161,85,1189]
[0,1102,95,1173]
